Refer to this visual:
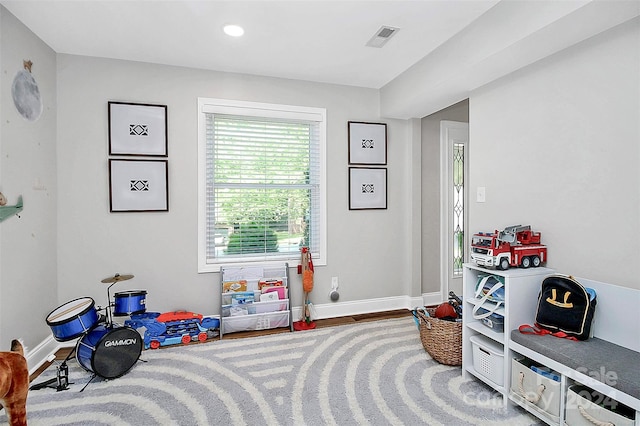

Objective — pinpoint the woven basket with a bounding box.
[415,308,462,366]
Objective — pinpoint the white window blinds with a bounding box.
[203,113,321,264]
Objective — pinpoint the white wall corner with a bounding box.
[409,118,423,296]
[422,291,444,307]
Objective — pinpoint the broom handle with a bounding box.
[301,249,307,271]
[301,291,308,320]
[300,248,313,321]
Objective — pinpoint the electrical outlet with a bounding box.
[331,276,339,290]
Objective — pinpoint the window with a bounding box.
[452,142,464,275]
[198,98,326,272]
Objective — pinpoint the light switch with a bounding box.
[477,187,486,203]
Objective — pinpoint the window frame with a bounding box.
[197,98,327,273]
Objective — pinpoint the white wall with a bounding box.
[0,6,57,350]
[468,18,640,289]
[56,55,414,319]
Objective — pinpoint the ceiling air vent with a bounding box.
[366,26,400,48]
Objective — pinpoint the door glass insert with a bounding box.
[452,142,464,275]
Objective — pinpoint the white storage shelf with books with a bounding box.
[462,263,554,406]
[219,263,293,338]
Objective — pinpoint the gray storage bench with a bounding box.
[507,276,640,425]
[511,331,640,402]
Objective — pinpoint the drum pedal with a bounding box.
[30,354,74,392]
[55,362,71,392]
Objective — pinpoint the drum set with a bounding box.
[31,273,146,392]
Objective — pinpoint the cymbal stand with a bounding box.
[100,273,135,328]
[79,373,97,392]
[106,282,116,327]
[30,348,74,392]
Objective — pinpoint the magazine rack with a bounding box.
[219,263,293,338]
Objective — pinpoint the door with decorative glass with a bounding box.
[440,121,469,299]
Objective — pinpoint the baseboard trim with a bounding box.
[422,291,444,307]
[292,294,425,321]
[26,336,66,376]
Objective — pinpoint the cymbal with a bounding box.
[101,273,134,284]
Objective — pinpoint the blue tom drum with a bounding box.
[113,290,147,316]
[46,297,99,342]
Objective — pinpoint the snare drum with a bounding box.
[76,324,142,379]
[113,290,147,316]
[46,297,99,341]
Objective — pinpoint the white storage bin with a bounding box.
[509,357,561,423]
[248,299,289,314]
[565,385,635,426]
[222,311,290,333]
[470,335,504,386]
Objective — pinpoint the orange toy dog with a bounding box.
[0,340,28,426]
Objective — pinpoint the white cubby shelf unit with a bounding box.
[462,263,554,406]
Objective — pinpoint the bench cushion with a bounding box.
[511,329,640,401]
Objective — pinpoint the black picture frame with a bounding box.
[348,121,387,165]
[109,159,169,212]
[108,101,168,157]
[349,167,387,210]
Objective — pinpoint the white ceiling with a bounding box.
[3,0,638,117]
[1,0,500,89]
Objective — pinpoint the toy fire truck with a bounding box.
[470,225,547,270]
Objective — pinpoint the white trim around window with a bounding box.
[197,98,327,273]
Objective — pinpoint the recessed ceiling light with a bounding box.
[223,25,244,37]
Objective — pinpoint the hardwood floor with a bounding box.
[30,309,413,382]
[223,308,412,339]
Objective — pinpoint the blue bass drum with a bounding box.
[76,324,142,379]
[46,297,99,341]
[113,290,147,316]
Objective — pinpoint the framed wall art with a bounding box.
[108,101,168,156]
[348,121,387,165]
[109,159,169,212]
[349,167,387,210]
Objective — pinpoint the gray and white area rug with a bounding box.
[5,317,542,425]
